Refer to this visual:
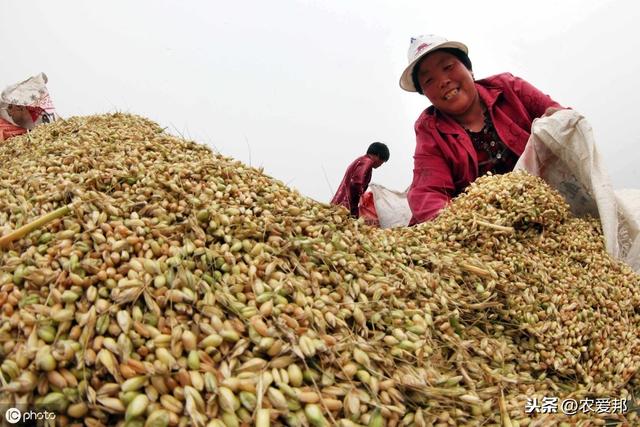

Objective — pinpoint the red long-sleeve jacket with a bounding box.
[331,154,375,217]
[408,73,562,224]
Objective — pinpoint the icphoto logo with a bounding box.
[5,407,21,424]
[4,407,56,424]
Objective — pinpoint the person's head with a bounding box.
[366,142,389,168]
[399,34,477,118]
[6,104,33,129]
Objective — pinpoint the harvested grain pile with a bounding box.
[0,114,639,427]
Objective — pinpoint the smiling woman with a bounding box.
[400,34,563,225]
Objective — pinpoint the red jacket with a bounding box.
[408,73,562,224]
[0,118,26,141]
[331,154,375,217]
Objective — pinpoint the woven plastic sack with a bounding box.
[369,183,412,229]
[515,109,640,271]
[614,189,640,271]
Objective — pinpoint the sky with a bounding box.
[1,0,638,203]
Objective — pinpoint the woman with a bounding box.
[399,34,563,224]
[0,72,58,141]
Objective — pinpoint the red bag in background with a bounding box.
[358,191,379,227]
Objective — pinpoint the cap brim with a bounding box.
[399,41,468,92]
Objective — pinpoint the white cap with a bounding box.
[399,34,468,92]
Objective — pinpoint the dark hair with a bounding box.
[411,47,473,95]
[367,142,390,162]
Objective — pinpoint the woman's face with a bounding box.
[415,50,477,118]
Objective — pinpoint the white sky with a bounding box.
[1,0,638,202]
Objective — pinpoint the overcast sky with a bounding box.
[1,0,638,202]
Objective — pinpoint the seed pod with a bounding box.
[67,401,89,418]
[304,404,328,427]
[220,329,240,342]
[98,396,126,414]
[144,410,170,427]
[160,394,183,413]
[218,386,240,413]
[199,333,223,348]
[182,330,197,351]
[38,391,69,413]
[46,371,67,389]
[352,306,366,327]
[238,357,267,372]
[297,390,320,403]
[155,348,176,368]
[239,391,257,411]
[204,372,218,393]
[287,364,303,387]
[126,394,149,420]
[121,376,148,393]
[267,387,288,410]
[97,349,122,382]
[344,391,361,418]
[299,335,316,358]
[36,351,57,372]
[352,348,370,369]
[38,325,56,343]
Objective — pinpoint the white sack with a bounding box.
[515,109,640,272]
[369,183,412,229]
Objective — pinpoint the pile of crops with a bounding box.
[0,114,639,427]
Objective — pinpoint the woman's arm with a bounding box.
[408,148,456,224]
[509,74,563,120]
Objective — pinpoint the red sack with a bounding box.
[358,191,379,227]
